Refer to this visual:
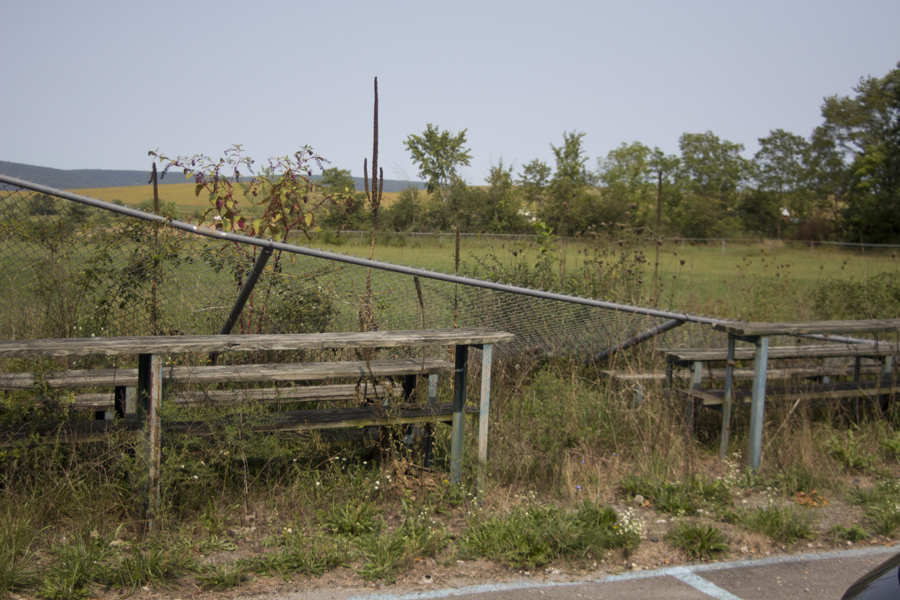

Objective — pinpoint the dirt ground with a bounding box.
[76,480,894,600]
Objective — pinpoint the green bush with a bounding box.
[814,272,900,320]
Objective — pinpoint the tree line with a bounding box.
[320,62,900,244]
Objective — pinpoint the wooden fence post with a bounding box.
[137,353,162,530]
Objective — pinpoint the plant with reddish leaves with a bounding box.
[149,144,349,242]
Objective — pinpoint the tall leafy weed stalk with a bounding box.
[149,144,350,335]
[360,77,384,335]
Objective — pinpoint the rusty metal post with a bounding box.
[137,353,162,530]
[209,245,274,365]
[588,319,684,363]
[150,164,160,334]
[450,344,468,484]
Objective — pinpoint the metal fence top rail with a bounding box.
[0,174,722,325]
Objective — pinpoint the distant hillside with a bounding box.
[0,161,424,193]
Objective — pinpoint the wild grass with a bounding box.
[459,501,641,569]
[3,190,900,594]
[847,479,900,537]
[665,522,730,560]
[739,504,818,545]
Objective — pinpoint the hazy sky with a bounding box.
[1,0,898,185]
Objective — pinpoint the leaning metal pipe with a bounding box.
[208,245,274,366]
[0,174,884,347]
[589,318,686,363]
[219,245,274,336]
[0,175,724,325]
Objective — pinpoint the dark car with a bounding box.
[842,552,900,599]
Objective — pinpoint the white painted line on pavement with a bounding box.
[341,543,900,600]
[670,567,744,600]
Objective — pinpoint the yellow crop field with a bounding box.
[68,183,406,213]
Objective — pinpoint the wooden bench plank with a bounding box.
[600,365,880,385]
[659,344,899,364]
[677,379,900,406]
[0,329,515,358]
[0,403,476,446]
[712,319,900,337]
[70,383,396,410]
[0,359,453,390]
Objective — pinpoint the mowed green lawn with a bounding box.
[59,182,900,319]
[298,233,899,319]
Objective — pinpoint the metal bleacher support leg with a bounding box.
[423,374,438,468]
[632,383,644,409]
[450,344,468,484]
[137,354,162,531]
[748,336,769,471]
[879,356,893,414]
[719,336,736,459]
[686,360,703,435]
[114,386,136,419]
[402,375,417,448]
[854,356,862,420]
[477,344,493,494]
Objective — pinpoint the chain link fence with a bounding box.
[0,176,726,364]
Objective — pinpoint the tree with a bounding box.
[550,131,596,188]
[382,185,421,231]
[678,131,748,205]
[645,148,682,236]
[597,141,654,224]
[403,124,472,198]
[517,158,551,210]
[675,131,748,238]
[817,61,900,242]
[483,159,526,232]
[745,129,815,237]
[541,131,600,235]
[317,167,368,231]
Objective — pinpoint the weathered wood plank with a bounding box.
[661,344,900,364]
[712,319,900,337]
[0,403,477,446]
[167,403,476,434]
[676,379,900,406]
[600,365,880,384]
[0,329,515,358]
[0,359,453,390]
[70,383,396,410]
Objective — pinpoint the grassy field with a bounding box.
[297,233,900,320]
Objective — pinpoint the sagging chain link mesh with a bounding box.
[0,180,724,360]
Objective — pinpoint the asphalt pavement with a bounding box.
[329,543,900,600]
